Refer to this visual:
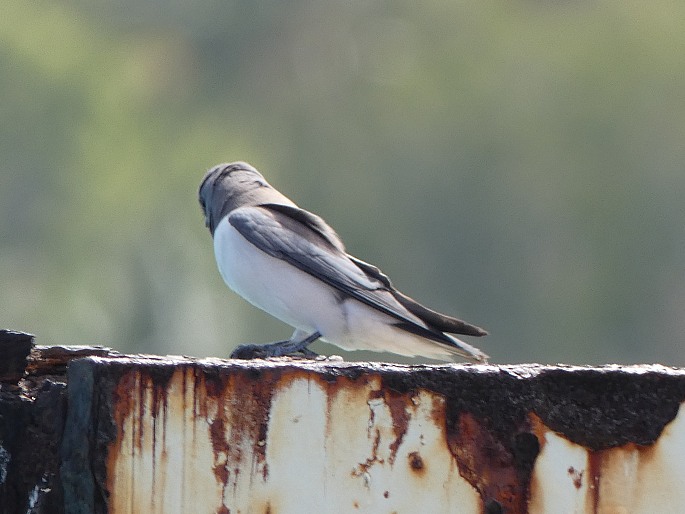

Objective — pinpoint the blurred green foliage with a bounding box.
[2,0,684,364]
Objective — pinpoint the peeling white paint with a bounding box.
[106,369,481,513]
[530,405,685,514]
[103,362,685,514]
[529,429,593,513]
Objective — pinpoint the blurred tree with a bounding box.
[1,0,684,364]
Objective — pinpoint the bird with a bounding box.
[198,161,488,362]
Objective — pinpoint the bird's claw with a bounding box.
[230,332,322,360]
[230,343,275,359]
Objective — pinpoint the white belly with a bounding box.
[212,217,459,360]
[213,217,347,336]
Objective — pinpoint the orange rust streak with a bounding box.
[586,451,602,514]
[108,366,283,512]
[527,413,548,454]
[385,391,410,465]
[449,412,527,514]
[107,370,138,497]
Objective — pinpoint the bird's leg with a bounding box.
[230,331,322,359]
[268,331,321,357]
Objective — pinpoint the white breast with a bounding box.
[212,217,347,337]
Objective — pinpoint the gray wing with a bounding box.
[228,205,410,317]
[228,205,486,343]
[348,255,487,337]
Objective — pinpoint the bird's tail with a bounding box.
[443,333,489,363]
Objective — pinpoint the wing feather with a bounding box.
[228,205,486,349]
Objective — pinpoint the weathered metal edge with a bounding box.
[77,356,685,450]
[59,356,685,514]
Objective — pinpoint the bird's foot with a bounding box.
[230,332,322,360]
[230,343,281,359]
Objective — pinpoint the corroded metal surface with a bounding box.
[65,358,685,514]
[0,339,120,514]
[0,330,33,384]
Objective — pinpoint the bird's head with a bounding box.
[198,161,269,235]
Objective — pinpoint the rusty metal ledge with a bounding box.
[55,356,685,514]
[2,336,684,514]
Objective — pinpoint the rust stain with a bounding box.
[199,366,294,511]
[527,413,548,454]
[205,369,283,466]
[429,394,446,427]
[591,443,651,511]
[149,372,171,499]
[634,439,657,466]
[98,360,685,513]
[586,450,602,514]
[366,387,411,465]
[107,364,290,512]
[568,466,583,489]
[385,391,410,464]
[136,374,146,451]
[585,443,653,514]
[193,366,209,419]
[407,451,425,473]
[448,412,535,514]
[352,426,382,479]
[347,376,390,478]
[111,371,137,448]
[321,373,374,439]
[107,366,179,509]
[108,370,136,489]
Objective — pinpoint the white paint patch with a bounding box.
[530,403,685,514]
[104,361,685,514]
[529,430,590,513]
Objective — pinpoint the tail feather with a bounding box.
[392,290,488,337]
[393,321,489,363]
[443,333,489,363]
